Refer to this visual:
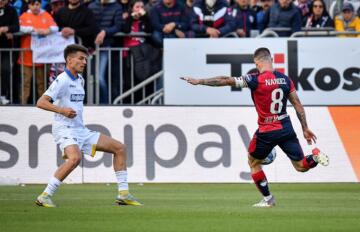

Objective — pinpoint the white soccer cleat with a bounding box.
[252,196,276,208]
[312,148,329,166]
[35,192,56,208]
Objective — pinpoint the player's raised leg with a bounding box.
[36,145,82,207]
[279,137,329,172]
[292,148,329,172]
[95,134,142,206]
[248,154,276,207]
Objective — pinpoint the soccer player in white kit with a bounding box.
[35,44,142,207]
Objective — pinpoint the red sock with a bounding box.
[251,170,270,197]
[302,155,318,170]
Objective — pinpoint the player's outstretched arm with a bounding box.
[288,91,317,145]
[37,95,77,118]
[180,76,236,87]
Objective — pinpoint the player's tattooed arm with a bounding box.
[180,76,236,87]
[289,91,317,144]
[296,110,308,130]
[288,91,308,129]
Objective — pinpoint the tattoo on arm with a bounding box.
[200,76,234,86]
[289,91,308,130]
[296,109,308,130]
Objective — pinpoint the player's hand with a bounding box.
[303,128,317,145]
[59,107,77,118]
[180,77,201,85]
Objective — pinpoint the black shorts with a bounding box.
[248,122,304,161]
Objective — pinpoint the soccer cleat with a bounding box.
[312,148,329,166]
[35,193,56,208]
[116,193,143,206]
[252,196,276,208]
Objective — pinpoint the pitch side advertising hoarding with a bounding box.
[164,38,360,105]
[1,107,359,183]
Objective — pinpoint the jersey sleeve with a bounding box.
[44,78,66,101]
[234,76,248,88]
[288,77,296,93]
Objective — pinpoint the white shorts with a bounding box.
[52,125,100,158]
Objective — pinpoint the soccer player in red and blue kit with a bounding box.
[180,47,329,207]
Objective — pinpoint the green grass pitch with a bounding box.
[0,183,360,232]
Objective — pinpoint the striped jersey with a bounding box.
[235,70,296,133]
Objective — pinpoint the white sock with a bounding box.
[115,170,129,192]
[264,194,273,201]
[44,177,62,196]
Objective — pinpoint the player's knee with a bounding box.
[248,159,254,168]
[247,155,258,168]
[114,142,126,155]
[68,156,81,168]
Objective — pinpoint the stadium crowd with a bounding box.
[1,0,360,104]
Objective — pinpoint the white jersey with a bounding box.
[44,69,85,128]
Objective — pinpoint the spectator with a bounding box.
[335,2,360,37]
[118,0,130,19]
[294,0,310,20]
[48,0,64,16]
[303,0,334,28]
[55,0,99,49]
[257,0,274,32]
[0,0,19,104]
[0,0,19,48]
[83,0,94,7]
[12,0,30,15]
[227,0,257,37]
[250,0,262,13]
[145,0,159,13]
[123,0,152,49]
[18,0,58,104]
[123,0,161,101]
[184,0,196,37]
[150,0,189,47]
[192,0,230,37]
[47,0,65,84]
[13,0,49,15]
[88,0,123,103]
[185,0,195,12]
[264,0,302,37]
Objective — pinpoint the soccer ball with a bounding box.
[262,148,277,165]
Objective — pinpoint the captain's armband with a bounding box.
[233,76,248,88]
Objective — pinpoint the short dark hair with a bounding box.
[29,0,41,5]
[253,47,271,60]
[64,44,88,62]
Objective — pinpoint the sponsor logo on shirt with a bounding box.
[70,94,85,102]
